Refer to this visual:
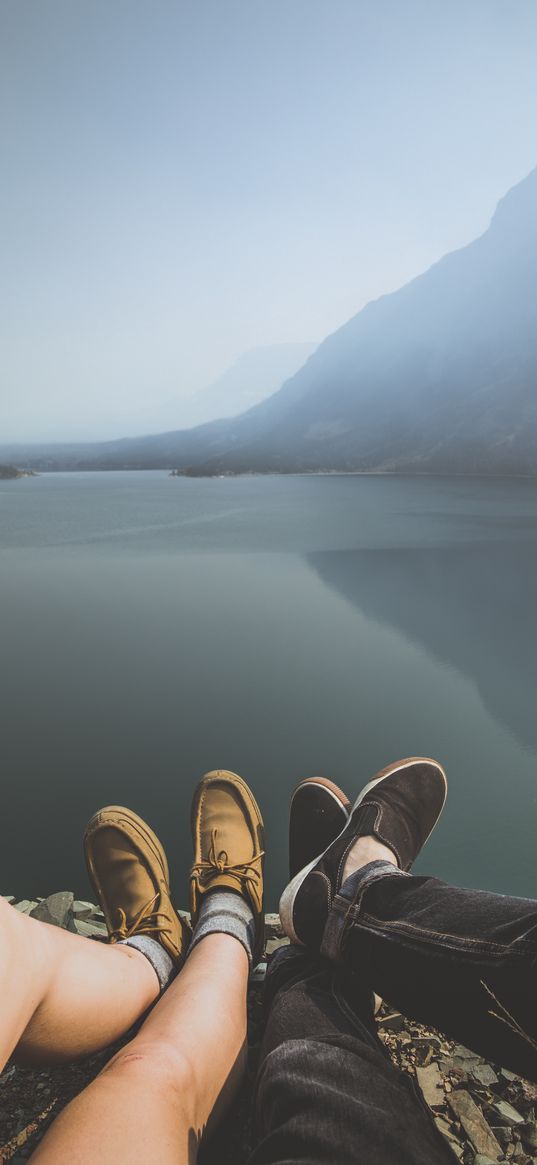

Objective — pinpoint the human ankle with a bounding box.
[188,889,256,967]
[342,835,398,885]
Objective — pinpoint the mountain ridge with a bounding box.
[3,166,537,476]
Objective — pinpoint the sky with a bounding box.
[2,0,537,442]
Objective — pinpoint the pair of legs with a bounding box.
[2,771,264,1163]
[251,760,537,1163]
[3,759,537,1163]
[251,868,537,1164]
[1,897,247,1162]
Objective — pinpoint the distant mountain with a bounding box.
[3,167,537,475]
[169,343,317,428]
[176,165,537,477]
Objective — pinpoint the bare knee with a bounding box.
[103,1040,197,1107]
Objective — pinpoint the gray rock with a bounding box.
[2,895,15,903]
[416,1063,444,1108]
[265,913,281,927]
[521,1122,537,1152]
[265,913,284,938]
[439,1055,470,1076]
[453,1044,482,1060]
[30,891,77,931]
[378,1011,405,1032]
[13,899,39,914]
[434,1114,463,1155]
[471,1064,499,1087]
[491,1126,512,1150]
[72,899,98,919]
[266,936,289,955]
[448,1090,502,1160]
[73,918,108,938]
[492,1101,525,1127]
[475,1157,498,1164]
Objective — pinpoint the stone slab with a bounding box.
[448,1090,502,1160]
[416,1063,444,1108]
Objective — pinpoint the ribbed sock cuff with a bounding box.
[118,935,175,992]
[189,890,255,967]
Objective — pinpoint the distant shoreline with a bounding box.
[0,464,39,480]
[6,466,537,482]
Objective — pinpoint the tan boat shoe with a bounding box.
[190,770,265,964]
[84,805,190,967]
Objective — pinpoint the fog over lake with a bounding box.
[2,471,536,907]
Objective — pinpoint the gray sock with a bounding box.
[189,890,256,967]
[118,935,174,992]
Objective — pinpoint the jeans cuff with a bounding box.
[320,860,407,963]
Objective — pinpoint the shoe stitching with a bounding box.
[369,800,404,869]
[335,799,382,889]
[88,812,168,882]
[336,838,356,889]
[85,826,169,938]
[311,868,333,908]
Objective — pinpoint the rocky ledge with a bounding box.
[1,893,536,1164]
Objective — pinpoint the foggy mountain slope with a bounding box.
[3,166,537,474]
[172,342,317,428]
[181,164,537,475]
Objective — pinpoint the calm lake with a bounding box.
[1,471,537,908]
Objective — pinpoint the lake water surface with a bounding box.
[2,471,537,907]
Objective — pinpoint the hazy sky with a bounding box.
[2,0,537,441]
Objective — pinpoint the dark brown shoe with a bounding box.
[190,770,264,964]
[84,805,190,967]
[280,757,447,949]
[289,777,351,879]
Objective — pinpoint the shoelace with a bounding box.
[190,828,264,891]
[110,892,174,943]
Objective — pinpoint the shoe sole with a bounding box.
[289,777,351,878]
[279,757,447,946]
[84,805,171,918]
[290,776,351,817]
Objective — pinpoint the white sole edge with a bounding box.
[279,760,447,945]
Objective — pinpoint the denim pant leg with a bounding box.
[248,945,457,1165]
[321,860,537,1080]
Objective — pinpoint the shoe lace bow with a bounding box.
[110,892,174,943]
[190,828,263,891]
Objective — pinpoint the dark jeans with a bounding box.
[250,862,537,1165]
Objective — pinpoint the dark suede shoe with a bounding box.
[279,757,447,949]
[289,777,351,879]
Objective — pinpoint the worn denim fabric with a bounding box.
[323,860,537,1080]
[250,867,537,1164]
[249,946,456,1165]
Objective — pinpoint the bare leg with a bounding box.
[0,897,159,1069]
[31,933,249,1165]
